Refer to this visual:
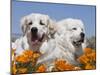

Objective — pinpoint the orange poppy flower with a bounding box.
[84,48,93,54]
[16,55,29,63]
[85,64,96,70]
[54,59,78,71]
[77,54,90,64]
[77,48,96,70]
[23,50,34,58]
[86,51,96,61]
[15,50,41,63]
[36,64,46,72]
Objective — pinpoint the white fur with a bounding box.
[38,18,87,71]
[12,13,55,55]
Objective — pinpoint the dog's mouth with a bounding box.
[73,38,84,47]
[31,33,45,45]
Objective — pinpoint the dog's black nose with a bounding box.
[80,32,85,38]
[31,27,38,34]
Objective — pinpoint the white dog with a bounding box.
[12,13,56,55]
[37,18,86,71]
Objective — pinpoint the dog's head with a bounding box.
[20,13,56,49]
[57,18,85,48]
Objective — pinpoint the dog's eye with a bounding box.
[28,21,32,25]
[40,20,45,25]
[72,28,77,30]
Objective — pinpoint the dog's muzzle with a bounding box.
[73,32,85,47]
[31,27,45,45]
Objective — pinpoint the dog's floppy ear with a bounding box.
[20,16,28,36]
[47,19,56,39]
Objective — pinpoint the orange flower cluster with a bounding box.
[12,50,41,74]
[77,48,96,70]
[16,50,41,63]
[53,59,80,71]
[36,64,46,72]
[12,48,96,74]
